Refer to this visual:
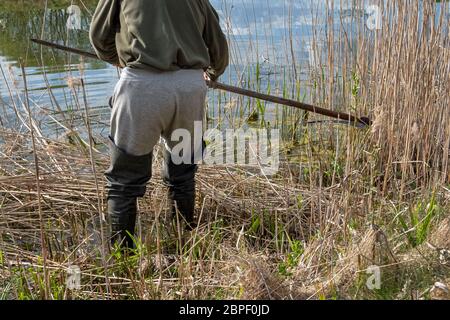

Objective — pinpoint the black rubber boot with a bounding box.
[109,197,137,249]
[172,197,196,231]
[162,148,198,230]
[105,137,152,249]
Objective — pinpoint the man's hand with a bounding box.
[203,72,211,81]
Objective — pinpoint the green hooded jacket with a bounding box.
[89,0,229,80]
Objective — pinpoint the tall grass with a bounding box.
[366,0,450,193]
[0,0,449,300]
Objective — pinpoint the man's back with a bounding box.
[90,0,229,80]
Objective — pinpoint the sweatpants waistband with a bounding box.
[120,67,204,81]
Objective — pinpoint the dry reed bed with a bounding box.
[0,125,448,299]
[0,125,364,299]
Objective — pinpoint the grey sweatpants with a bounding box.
[110,67,207,156]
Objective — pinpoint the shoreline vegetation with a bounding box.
[0,0,449,300]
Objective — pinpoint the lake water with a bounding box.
[0,0,447,137]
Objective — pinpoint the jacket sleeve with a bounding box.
[202,1,229,81]
[89,0,121,65]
